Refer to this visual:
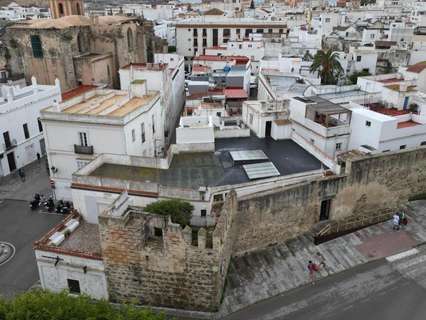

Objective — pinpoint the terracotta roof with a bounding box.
[192,65,210,73]
[406,61,426,73]
[10,15,136,30]
[397,120,421,129]
[369,105,409,116]
[62,85,97,101]
[193,55,250,63]
[274,119,291,126]
[224,88,248,99]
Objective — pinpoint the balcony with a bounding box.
[74,144,94,155]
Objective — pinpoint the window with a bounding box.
[239,44,242,49]
[131,129,136,142]
[23,123,29,139]
[400,145,406,150]
[67,279,80,294]
[202,28,207,37]
[202,38,207,47]
[37,118,43,132]
[152,115,155,134]
[249,113,253,125]
[201,209,207,217]
[256,28,264,33]
[154,227,163,237]
[223,29,230,37]
[336,142,342,151]
[76,2,81,15]
[320,199,332,221]
[325,18,331,22]
[30,35,43,58]
[58,3,64,16]
[193,38,198,46]
[365,121,371,127]
[236,28,240,35]
[245,29,252,37]
[268,28,273,33]
[141,123,145,143]
[193,28,198,37]
[370,33,375,39]
[78,132,88,146]
[279,28,283,34]
[421,141,426,146]
[356,56,362,62]
[127,28,133,51]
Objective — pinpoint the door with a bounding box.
[39,138,46,155]
[403,96,409,109]
[320,199,332,221]
[7,152,16,172]
[213,29,218,47]
[265,121,272,137]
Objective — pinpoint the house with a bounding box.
[40,83,165,200]
[0,77,61,177]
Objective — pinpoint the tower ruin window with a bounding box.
[30,35,43,58]
[127,28,134,51]
[58,3,64,16]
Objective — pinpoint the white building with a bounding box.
[40,83,165,200]
[337,47,378,76]
[119,54,185,147]
[0,77,61,177]
[0,2,50,21]
[175,18,287,57]
[289,96,352,163]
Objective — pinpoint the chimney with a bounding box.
[130,79,147,98]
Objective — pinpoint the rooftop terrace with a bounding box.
[88,136,323,189]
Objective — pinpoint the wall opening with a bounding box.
[320,199,332,221]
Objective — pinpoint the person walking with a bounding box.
[18,168,26,182]
[393,213,400,231]
[316,252,327,271]
[308,260,319,285]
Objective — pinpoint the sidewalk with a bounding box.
[219,200,426,317]
[0,158,51,201]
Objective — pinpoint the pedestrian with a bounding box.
[18,168,26,182]
[393,213,400,231]
[307,260,319,285]
[316,252,326,271]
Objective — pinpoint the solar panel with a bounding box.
[243,162,280,180]
[230,150,268,163]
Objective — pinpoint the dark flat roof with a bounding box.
[89,136,323,189]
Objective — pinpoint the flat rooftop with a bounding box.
[89,136,323,188]
[59,222,102,257]
[45,89,159,119]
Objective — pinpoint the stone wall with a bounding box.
[232,148,426,255]
[98,191,237,312]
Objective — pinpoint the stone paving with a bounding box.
[0,157,51,201]
[219,200,426,317]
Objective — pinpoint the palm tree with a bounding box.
[310,49,344,85]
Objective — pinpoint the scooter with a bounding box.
[45,197,55,212]
[29,193,41,210]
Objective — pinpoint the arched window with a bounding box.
[76,2,81,15]
[58,3,64,16]
[77,33,84,53]
[127,28,133,51]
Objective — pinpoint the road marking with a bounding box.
[386,248,419,262]
[0,242,16,266]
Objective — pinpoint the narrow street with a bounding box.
[221,247,426,320]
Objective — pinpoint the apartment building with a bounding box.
[40,83,164,200]
[0,77,61,177]
[175,18,287,57]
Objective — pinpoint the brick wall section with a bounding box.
[233,148,426,255]
[98,191,237,312]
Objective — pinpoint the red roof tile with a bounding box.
[193,55,250,63]
[397,120,421,128]
[62,85,97,101]
[370,105,409,116]
[224,88,248,99]
[406,61,426,73]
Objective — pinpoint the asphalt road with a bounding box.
[221,259,426,320]
[0,199,63,298]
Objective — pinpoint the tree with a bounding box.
[348,70,371,84]
[310,49,344,85]
[0,290,165,320]
[144,199,193,227]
